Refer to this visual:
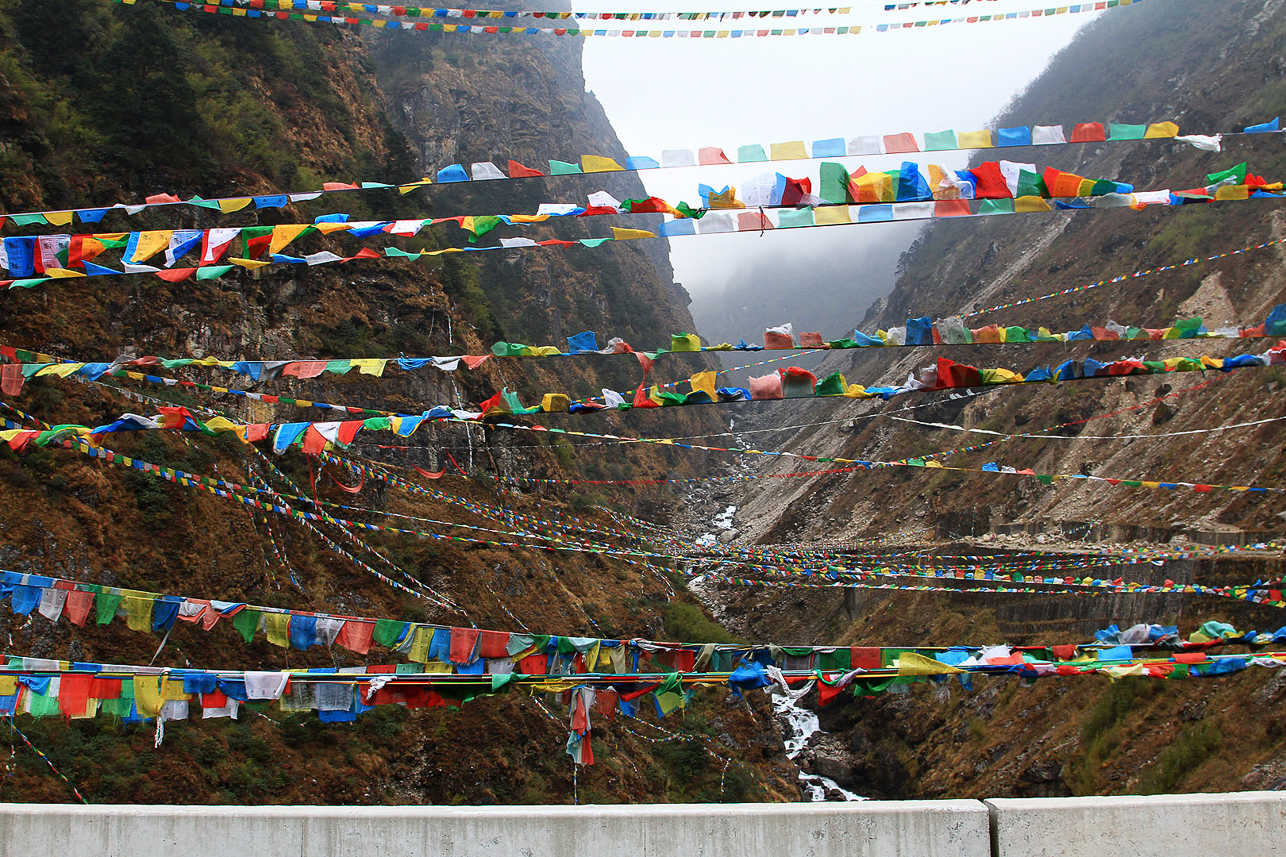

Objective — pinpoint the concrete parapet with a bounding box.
[986,791,1286,857]
[0,800,991,857]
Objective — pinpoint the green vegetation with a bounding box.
[1141,722,1223,794]
[0,0,415,208]
[661,601,743,644]
[1066,679,1159,795]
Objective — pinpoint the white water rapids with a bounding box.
[772,692,864,802]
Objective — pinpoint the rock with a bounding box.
[811,756,855,787]
[1035,534,1047,544]
[718,529,740,544]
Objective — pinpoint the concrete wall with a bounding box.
[0,800,990,857]
[987,792,1286,857]
[0,793,1280,857]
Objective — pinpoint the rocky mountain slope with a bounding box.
[699,0,1286,799]
[0,1,794,805]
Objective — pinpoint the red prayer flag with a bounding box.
[336,620,374,655]
[155,268,196,283]
[934,199,971,218]
[58,673,93,719]
[449,628,481,664]
[851,647,881,670]
[508,160,545,178]
[883,132,919,154]
[1070,122,1106,142]
[478,630,511,660]
[970,162,1011,199]
[63,590,95,627]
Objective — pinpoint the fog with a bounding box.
[579,0,1102,340]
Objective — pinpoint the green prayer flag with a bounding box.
[196,265,233,280]
[819,162,851,204]
[978,199,1015,216]
[549,160,582,176]
[1108,123,1147,141]
[813,372,847,396]
[923,130,958,151]
[674,201,705,219]
[1016,170,1048,199]
[373,619,408,648]
[1206,163,1247,184]
[468,215,504,243]
[232,608,260,643]
[778,209,815,228]
[95,592,123,625]
[737,144,768,162]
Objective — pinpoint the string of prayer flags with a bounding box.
[120,0,1134,42]
[3,642,1286,737]
[3,176,1283,291]
[7,343,1286,448]
[471,409,1286,503]
[2,107,1279,232]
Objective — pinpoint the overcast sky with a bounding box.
[577,0,1106,332]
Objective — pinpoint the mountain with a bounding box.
[0,1,795,805]
[705,0,1286,798]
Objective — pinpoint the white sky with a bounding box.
[579,0,1105,306]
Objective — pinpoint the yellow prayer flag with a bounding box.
[541,393,570,412]
[398,180,430,194]
[353,359,388,376]
[133,677,164,718]
[611,227,655,241]
[1145,121,1179,138]
[124,596,152,631]
[1015,196,1053,213]
[581,155,624,173]
[957,130,993,149]
[130,230,173,264]
[202,417,239,434]
[160,678,189,702]
[227,257,272,270]
[1215,185,1250,200]
[312,222,353,235]
[268,224,311,255]
[707,187,744,209]
[770,141,809,161]
[217,198,252,213]
[265,612,290,647]
[690,371,717,399]
[896,652,963,675]
[815,207,851,225]
[0,676,16,695]
[408,627,433,663]
[45,211,73,226]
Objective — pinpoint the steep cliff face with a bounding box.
[740,0,1286,541]
[702,0,1286,799]
[0,3,777,805]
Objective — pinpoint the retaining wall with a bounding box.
[0,792,1280,857]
